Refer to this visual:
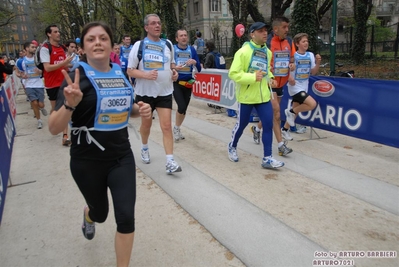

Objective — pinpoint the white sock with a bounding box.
[142,144,149,150]
[255,126,261,132]
[166,155,174,162]
[278,141,284,148]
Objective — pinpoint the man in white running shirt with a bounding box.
[127,14,181,174]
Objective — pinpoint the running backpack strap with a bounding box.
[136,40,144,68]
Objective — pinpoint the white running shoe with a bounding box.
[37,120,43,129]
[295,124,307,134]
[261,156,284,169]
[251,125,260,144]
[141,148,150,164]
[166,159,182,174]
[281,128,293,141]
[173,126,185,142]
[285,109,296,127]
[228,143,239,162]
[278,143,293,156]
[40,108,48,116]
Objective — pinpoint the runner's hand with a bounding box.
[186,59,196,66]
[137,101,152,119]
[146,70,158,80]
[270,78,278,88]
[172,69,178,82]
[255,70,264,82]
[62,68,82,107]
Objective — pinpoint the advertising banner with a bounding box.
[280,76,399,148]
[0,73,19,224]
[192,69,238,110]
[0,82,16,224]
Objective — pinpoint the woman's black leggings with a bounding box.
[70,151,136,233]
[173,82,192,115]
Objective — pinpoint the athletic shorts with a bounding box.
[292,91,309,104]
[25,87,45,102]
[45,87,60,101]
[135,94,172,112]
[272,87,284,97]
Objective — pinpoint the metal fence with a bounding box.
[214,36,231,55]
[321,23,399,59]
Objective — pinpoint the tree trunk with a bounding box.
[271,0,293,23]
[161,0,178,42]
[247,0,266,23]
[227,0,242,55]
[352,0,373,64]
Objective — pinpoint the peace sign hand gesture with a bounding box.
[62,68,83,108]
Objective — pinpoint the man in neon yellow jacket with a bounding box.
[228,22,284,169]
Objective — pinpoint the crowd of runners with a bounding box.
[0,14,326,267]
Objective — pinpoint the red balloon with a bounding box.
[235,24,245,38]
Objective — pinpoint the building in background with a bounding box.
[0,0,42,58]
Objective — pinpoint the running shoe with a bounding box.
[251,125,260,144]
[40,108,48,116]
[141,148,150,164]
[295,125,307,134]
[165,159,182,174]
[62,134,71,146]
[261,157,284,169]
[281,128,293,141]
[37,120,42,129]
[285,109,296,127]
[173,126,185,142]
[228,143,239,162]
[278,143,293,156]
[82,206,95,240]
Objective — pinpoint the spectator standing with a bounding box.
[203,41,218,69]
[193,31,205,64]
[0,57,13,86]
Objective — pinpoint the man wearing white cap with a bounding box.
[227,22,284,169]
